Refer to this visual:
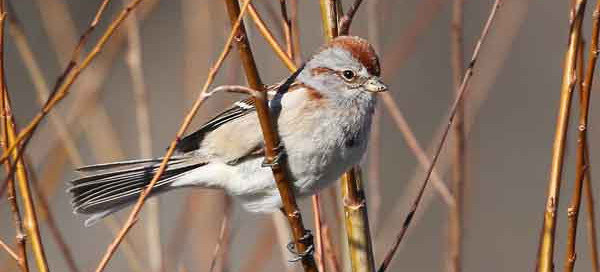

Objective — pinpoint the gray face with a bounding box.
[298,47,386,97]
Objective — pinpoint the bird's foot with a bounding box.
[286,230,314,262]
[261,142,286,168]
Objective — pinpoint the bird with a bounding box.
[68,36,387,227]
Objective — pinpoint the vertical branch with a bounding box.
[584,138,599,272]
[342,169,376,272]
[564,39,585,272]
[378,1,502,271]
[320,2,375,271]
[0,3,49,271]
[222,1,317,271]
[122,1,162,271]
[94,1,253,270]
[0,3,27,271]
[289,0,302,65]
[565,0,600,270]
[312,195,326,271]
[448,0,465,272]
[279,0,293,57]
[3,82,50,272]
[536,1,586,271]
[366,0,382,232]
[319,0,338,41]
[338,0,364,36]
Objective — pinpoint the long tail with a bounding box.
[68,156,206,226]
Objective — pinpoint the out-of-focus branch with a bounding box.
[448,0,465,271]
[121,1,162,271]
[93,1,253,271]
[0,0,143,169]
[338,0,363,35]
[222,0,317,271]
[583,138,599,272]
[536,1,586,271]
[378,1,502,271]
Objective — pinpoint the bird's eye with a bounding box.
[342,70,355,80]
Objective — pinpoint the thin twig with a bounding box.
[0,0,144,170]
[565,0,599,270]
[208,197,232,272]
[583,137,599,272]
[0,238,18,263]
[289,0,301,65]
[279,0,293,57]
[378,1,502,271]
[449,0,465,271]
[93,1,254,271]
[322,225,341,272]
[28,163,80,272]
[366,0,382,233]
[223,0,317,271]
[0,4,27,271]
[312,195,326,272]
[536,1,586,271]
[338,0,364,35]
[122,2,162,271]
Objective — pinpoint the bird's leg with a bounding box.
[261,141,286,168]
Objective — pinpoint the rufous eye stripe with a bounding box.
[310,67,334,76]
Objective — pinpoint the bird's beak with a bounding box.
[363,77,388,93]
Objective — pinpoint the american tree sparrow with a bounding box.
[68,36,387,226]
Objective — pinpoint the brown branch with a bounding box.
[536,1,586,271]
[338,0,363,35]
[279,0,293,57]
[584,138,599,272]
[565,0,600,270]
[311,195,325,271]
[0,4,27,271]
[322,225,341,272]
[222,0,317,271]
[378,1,502,271]
[208,197,232,272]
[449,0,465,271]
[0,0,144,169]
[0,3,49,271]
[247,4,296,71]
[27,165,79,272]
[121,2,162,271]
[93,1,254,270]
[289,0,302,65]
[0,238,19,263]
[366,0,382,233]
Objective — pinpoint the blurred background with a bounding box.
[0,0,597,271]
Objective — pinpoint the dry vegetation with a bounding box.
[1,0,600,271]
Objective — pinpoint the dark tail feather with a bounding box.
[68,157,206,226]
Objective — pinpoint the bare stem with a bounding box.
[93,1,254,271]
[536,1,586,271]
[448,0,465,271]
[378,1,502,271]
[564,1,600,270]
[223,0,317,270]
